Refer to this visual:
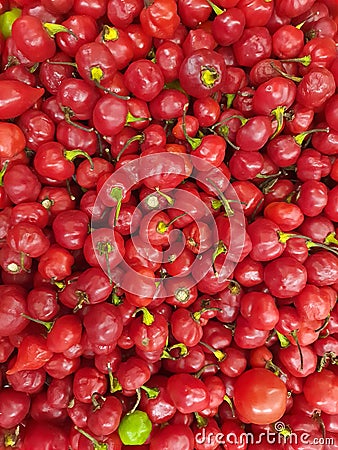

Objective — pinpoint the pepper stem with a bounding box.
[64,113,94,133]
[43,22,76,38]
[155,187,174,205]
[74,427,108,450]
[224,93,236,109]
[211,241,228,276]
[280,55,311,67]
[195,363,219,378]
[4,426,20,448]
[193,307,221,322]
[132,307,154,326]
[206,178,234,216]
[93,79,130,100]
[194,412,208,428]
[64,149,93,169]
[130,388,142,414]
[290,330,304,371]
[174,288,190,304]
[324,232,338,246]
[126,111,149,124]
[0,161,8,186]
[306,240,338,256]
[182,104,201,150]
[315,315,330,333]
[271,105,286,139]
[200,65,220,87]
[294,127,329,145]
[107,363,122,393]
[140,385,159,399]
[223,394,235,417]
[110,187,123,227]
[269,62,302,82]
[228,280,241,295]
[212,114,247,128]
[116,134,144,161]
[157,213,187,234]
[21,314,53,332]
[102,25,119,41]
[96,241,115,283]
[161,343,188,360]
[265,360,287,378]
[73,291,89,313]
[205,0,224,14]
[276,330,290,348]
[200,341,226,362]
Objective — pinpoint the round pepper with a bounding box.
[118,410,152,445]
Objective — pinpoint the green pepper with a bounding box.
[0,8,21,38]
[118,410,152,445]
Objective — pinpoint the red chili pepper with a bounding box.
[0,80,44,120]
[140,0,180,39]
[6,334,53,374]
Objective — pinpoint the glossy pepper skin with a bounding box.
[0,80,44,120]
[140,0,180,39]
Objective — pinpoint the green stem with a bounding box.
[225,93,235,109]
[157,213,187,234]
[155,187,174,206]
[64,149,93,169]
[64,114,94,133]
[280,55,311,67]
[315,315,330,333]
[271,106,287,139]
[96,241,115,283]
[193,307,221,322]
[43,22,77,38]
[74,427,108,450]
[269,62,302,82]
[290,330,303,371]
[223,395,235,417]
[73,291,89,313]
[140,385,159,399]
[228,280,241,295]
[265,360,287,379]
[181,103,201,150]
[211,241,228,276]
[306,240,338,256]
[46,59,77,67]
[0,161,9,186]
[93,79,130,100]
[102,25,119,41]
[195,363,219,378]
[205,0,224,14]
[161,343,188,360]
[107,363,122,393]
[132,307,154,326]
[294,127,329,145]
[276,330,290,348]
[130,388,142,414]
[194,412,208,428]
[110,187,123,227]
[116,134,144,161]
[173,287,191,304]
[205,178,234,216]
[200,341,226,362]
[126,111,150,124]
[212,114,247,128]
[21,314,53,332]
[324,232,338,246]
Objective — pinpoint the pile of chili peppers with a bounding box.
[0,0,337,449]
